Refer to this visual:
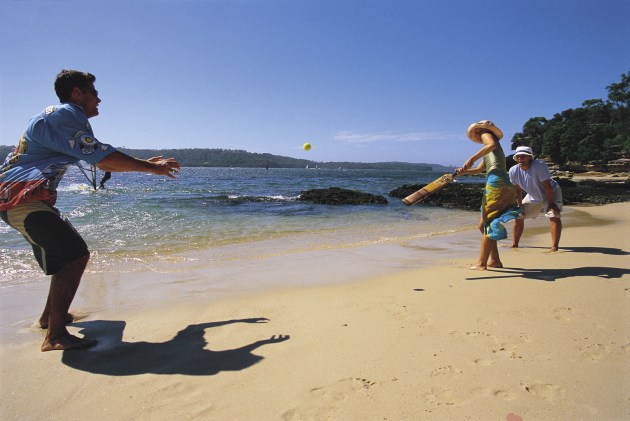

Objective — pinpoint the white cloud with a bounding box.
[334,130,461,144]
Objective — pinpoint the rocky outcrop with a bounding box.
[389,178,630,210]
[556,178,630,205]
[298,178,629,208]
[299,187,388,205]
[389,183,483,210]
[554,159,630,174]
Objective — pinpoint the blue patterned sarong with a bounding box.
[482,171,521,241]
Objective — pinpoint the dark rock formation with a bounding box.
[298,178,628,208]
[299,187,388,205]
[389,183,483,210]
[389,178,630,210]
[557,178,630,205]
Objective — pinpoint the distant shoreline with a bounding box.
[0,144,454,172]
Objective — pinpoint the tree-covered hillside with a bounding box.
[0,145,444,171]
[511,71,629,165]
[116,148,438,170]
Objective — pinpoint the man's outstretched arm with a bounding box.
[97,151,180,178]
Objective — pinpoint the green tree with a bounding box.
[510,116,547,153]
[511,71,630,164]
[606,71,630,108]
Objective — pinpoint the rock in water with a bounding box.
[299,187,388,205]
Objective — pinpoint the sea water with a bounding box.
[0,166,481,287]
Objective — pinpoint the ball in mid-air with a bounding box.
[303,143,312,151]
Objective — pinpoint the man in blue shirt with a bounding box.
[0,70,181,351]
[508,146,563,252]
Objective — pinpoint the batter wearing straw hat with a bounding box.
[456,120,521,270]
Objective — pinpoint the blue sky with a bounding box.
[1,0,628,166]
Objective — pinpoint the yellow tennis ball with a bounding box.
[303,143,312,151]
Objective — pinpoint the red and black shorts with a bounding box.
[0,201,89,275]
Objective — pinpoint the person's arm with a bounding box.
[96,151,180,178]
[535,161,559,213]
[456,132,497,176]
[464,133,497,169]
[456,160,486,176]
[541,180,559,212]
[514,185,523,207]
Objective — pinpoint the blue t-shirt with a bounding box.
[508,159,558,203]
[0,103,116,210]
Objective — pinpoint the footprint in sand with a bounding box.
[386,304,432,330]
[430,365,463,377]
[493,389,516,401]
[451,331,521,364]
[491,344,521,361]
[450,330,500,346]
[421,385,518,410]
[521,382,565,403]
[422,387,457,407]
[470,387,517,401]
[282,378,376,421]
[552,307,574,321]
[578,341,614,362]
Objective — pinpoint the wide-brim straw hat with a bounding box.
[467,120,504,143]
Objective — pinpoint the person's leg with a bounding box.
[41,254,96,352]
[549,217,562,252]
[512,218,524,248]
[471,236,496,270]
[548,187,563,252]
[39,255,87,328]
[488,240,503,268]
[512,200,542,248]
[5,202,96,351]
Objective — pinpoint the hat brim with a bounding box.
[467,121,504,143]
[513,152,533,158]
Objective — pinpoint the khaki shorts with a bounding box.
[520,187,563,220]
[0,201,89,275]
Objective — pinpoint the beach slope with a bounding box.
[1,203,628,420]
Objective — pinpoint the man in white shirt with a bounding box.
[508,146,563,252]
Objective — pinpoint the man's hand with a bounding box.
[547,203,560,213]
[147,156,180,178]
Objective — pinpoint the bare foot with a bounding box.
[511,244,519,248]
[488,262,503,268]
[40,313,74,329]
[468,264,487,271]
[41,333,96,352]
[546,247,559,253]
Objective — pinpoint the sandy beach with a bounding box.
[1,202,628,420]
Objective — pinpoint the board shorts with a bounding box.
[520,185,563,220]
[0,201,89,275]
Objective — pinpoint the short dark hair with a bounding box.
[54,69,96,103]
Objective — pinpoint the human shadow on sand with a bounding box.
[524,246,629,256]
[466,266,630,282]
[61,318,289,376]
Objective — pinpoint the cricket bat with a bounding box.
[402,171,457,206]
